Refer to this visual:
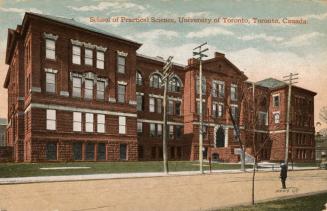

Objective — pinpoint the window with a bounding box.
[84,48,93,66]
[46,143,57,160]
[274,112,280,124]
[120,144,127,160]
[149,97,155,112]
[117,84,126,103]
[231,84,238,101]
[157,98,162,114]
[213,103,223,118]
[46,72,56,93]
[46,109,56,130]
[150,74,162,88]
[150,123,156,136]
[85,79,94,100]
[137,95,143,111]
[168,77,181,92]
[97,143,106,160]
[138,146,144,159]
[157,124,162,136]
[96,81,105,100]
[176,126,182,138]
[137,122,143,133]
[273,94,280,107]
[231,105,239,121]
[72,77,82,98]
[169,125,174,139]
[72,45,81,65]
[119,116,126,134]
[85,113,94,132]
[96,51,104,69]
[73,143,82,160]
[85,143,95,160]
[168,100,174,115]
[45,39,55,60]
[73,112,82,132]
[196,77,206,95]
[197,101,205,115]
[212,81,224,97]
[117,55,126,73]
[136,72,143,85]
[258,112,268,126]
[97,114,105,133]
[175,101,181,116]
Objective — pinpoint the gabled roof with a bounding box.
[25,12,141,46]
[255,78,287,89]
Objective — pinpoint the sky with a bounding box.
[0,0,326,130]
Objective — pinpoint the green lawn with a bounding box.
[220,192,327,211]
[0,161,250,178]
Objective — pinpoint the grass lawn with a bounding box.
[220,192,327,211]
[0,161,250,178]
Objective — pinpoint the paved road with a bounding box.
[0,170,326,211]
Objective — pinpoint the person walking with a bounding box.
[280,162,288,189]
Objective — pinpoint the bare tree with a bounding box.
[228,82,271,205]
[320,106,327,124]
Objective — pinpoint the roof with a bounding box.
[0,118,7,125]
[255,78,287,89]
[26,12,142,46]
[137,53,185,68]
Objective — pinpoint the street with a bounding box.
[0,170,326,211]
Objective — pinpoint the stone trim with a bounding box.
[17,97,24,101]
[24,103,137,117]
[44,68,58,74]
[60,91,69,97]
[31,87,41,93]
[117,50,128,57]
[109,97,116,103]
[196,98,206,102]
[137,119,184,126]
[129,100,137,105]
[136,92,144,96]
[118,81,127,85]
[43,32,58,40]
[70,39,83,46]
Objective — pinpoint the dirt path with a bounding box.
[0,170,326,211]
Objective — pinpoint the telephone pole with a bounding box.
[283,73,299,166]
[193,42,208,174]
[161,56,174,174]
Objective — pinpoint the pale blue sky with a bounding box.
[0,0,326,129]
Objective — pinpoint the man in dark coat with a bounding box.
[280,162,288,189]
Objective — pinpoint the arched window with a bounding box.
[136,71,143,86]
[168,77,182,92]
[150,73,162,88]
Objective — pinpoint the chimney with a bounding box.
[214,52,225,58]
[188,58,197,65]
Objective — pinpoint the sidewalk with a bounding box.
[0,166,319,184]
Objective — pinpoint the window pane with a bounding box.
[97,114,105,133]
[85,113,94,132]
[46,143,57,160]
[73,143,82,160]
[149,98,155,112]
[85,79,93,99]
[73,112,82,132]
[168,100,174,115]
[119,116,126,134]
[85,143,95,160]
[157,99,162,114]
[96,81,105,100]
[46,73,56,93]
[137,122,143,133]
[120,144,127,160]
[118,85,126,103]
[137,95,143,111]
[157,124,162,136]
[117,56,125,73]
[150,123,156,136]
[72,46,81,65]
[97,143,106,160]
[46,110,56,130]
[97,51,104,69]
[72,77,82,98]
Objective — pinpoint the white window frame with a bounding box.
[149,97,155,112]
[45,39,56,60]
[46,109,56,130]
[96,51,104,69]
[46,72,56,93]
[85,113,94,132]
[84,48,93,66]
[73,112,82,132]
[72,45,81,65]
[97,114,105,133]
[119,116,126,134]
[84,79,94,100]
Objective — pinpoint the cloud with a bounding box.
[292,12,327,21]
[131,29,179,41]
[282,32,324,47]
[238,33,284,42]
[186,27,234,38]
[0,7,42,14]
[184,11,211,18]
[68,2,145,12]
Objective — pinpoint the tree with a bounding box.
[228,82,271,205]
[320,106,327,124]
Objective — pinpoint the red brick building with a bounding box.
[3,13,316,162]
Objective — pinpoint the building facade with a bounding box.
[3,13,316,162]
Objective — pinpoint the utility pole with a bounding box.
[283,73,299,166]
[161,56,174,174]
[193,42,208,174]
